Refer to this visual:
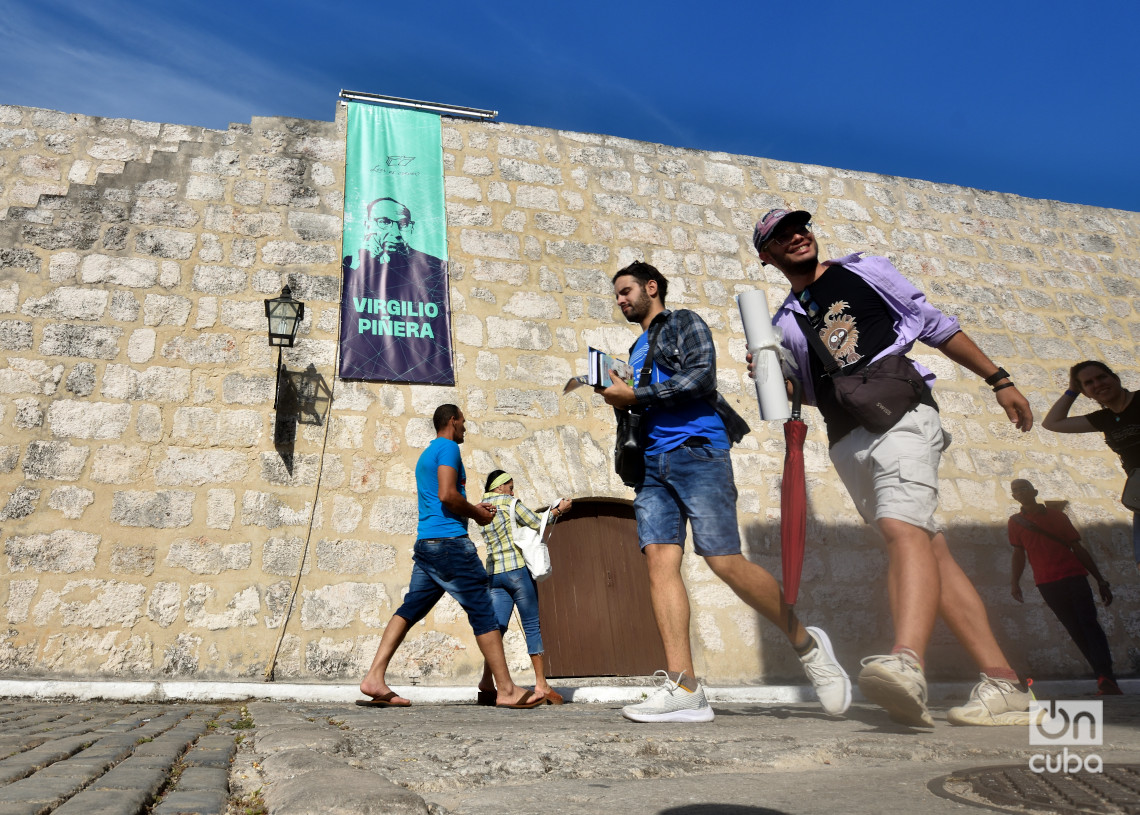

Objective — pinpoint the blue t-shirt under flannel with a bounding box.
[630,332,729,455]
[416,438,469,539]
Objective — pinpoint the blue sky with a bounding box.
[2,0,1136,212]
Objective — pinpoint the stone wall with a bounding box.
[1,101,1138,685]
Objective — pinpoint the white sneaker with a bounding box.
[622,671,714,723]
[800,627,851,716]
[947,673,1033,726]
[858,652,933,727]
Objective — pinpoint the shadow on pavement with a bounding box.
[712,703,928,733]
[661,806,791,815]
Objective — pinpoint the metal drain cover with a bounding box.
[929,764,1140,814]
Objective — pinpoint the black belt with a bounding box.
[681,436,711,448]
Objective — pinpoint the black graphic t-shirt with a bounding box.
[1086,393,1140,473]
[800,264,935,445]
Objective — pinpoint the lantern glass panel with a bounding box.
[265,298,302,346]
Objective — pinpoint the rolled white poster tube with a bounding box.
[736,289,791,421]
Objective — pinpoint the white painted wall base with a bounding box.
[0,678,1129,705]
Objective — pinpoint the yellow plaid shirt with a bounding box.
[479,491,541,574]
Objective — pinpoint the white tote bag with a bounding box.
[509,497,558,582]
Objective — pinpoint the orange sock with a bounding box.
[982,667,1018,682]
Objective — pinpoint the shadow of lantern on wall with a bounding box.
[264,286,334,465]
[283,363,332,426]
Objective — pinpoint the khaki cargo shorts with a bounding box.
[829,404,950,535]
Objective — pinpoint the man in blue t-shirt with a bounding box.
[359,404,543,709]
[597,262,850,724]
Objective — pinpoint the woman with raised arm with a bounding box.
[1043,361,1140,569]
[475,470,572,705]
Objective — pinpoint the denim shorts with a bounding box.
[394,537,498,637]
[830,404,949,535]
[489,566,543,654]
[633,444,742,557]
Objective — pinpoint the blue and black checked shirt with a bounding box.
[629,309,749,443]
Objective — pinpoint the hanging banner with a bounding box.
[339,101,454,384]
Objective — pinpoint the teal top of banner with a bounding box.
[342,101,448,266]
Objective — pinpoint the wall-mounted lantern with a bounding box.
[264,285,305,410]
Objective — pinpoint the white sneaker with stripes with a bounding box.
[622,670,714,723]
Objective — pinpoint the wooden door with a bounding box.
[537,499,666,677]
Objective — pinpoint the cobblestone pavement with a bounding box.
[0,701,242,815]
[3,694,1138,814]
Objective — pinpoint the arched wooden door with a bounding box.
[537,498,666,677]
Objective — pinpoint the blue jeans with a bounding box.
[489,566,543,654]
[394,537,498,637]
[634,444,741,556]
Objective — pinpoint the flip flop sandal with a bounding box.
[542,690,565,705]
[355,693,414,706]
[497,690,544,709]
[476,690,496,706]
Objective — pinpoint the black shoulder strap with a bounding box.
[614,314,668,427]
[1011,512,1073,546]
[634,312,668,388]
[793,310,842,377]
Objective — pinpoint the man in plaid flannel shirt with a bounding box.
[597,260,851,724]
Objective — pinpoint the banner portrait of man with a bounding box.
[339,102,455,384]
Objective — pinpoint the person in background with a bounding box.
[358,405,543,709]
[1007,479,1120,695]
[1042,360,1140,571]
[476,470,572,705]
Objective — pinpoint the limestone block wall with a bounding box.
[0,101,1138,685]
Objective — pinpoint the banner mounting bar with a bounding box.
[339,90,497,121]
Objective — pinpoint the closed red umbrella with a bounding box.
[781,377,807,605]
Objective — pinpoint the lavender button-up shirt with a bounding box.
[773,253,961,406]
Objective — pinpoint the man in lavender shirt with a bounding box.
[749,208,1035,728]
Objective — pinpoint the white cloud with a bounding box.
[0,0,331,128]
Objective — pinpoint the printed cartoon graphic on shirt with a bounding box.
[820,300,862,367]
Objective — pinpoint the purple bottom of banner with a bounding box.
[339,249,454,384]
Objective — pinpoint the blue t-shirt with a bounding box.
[416,438,469,539]
[630,332,729,455]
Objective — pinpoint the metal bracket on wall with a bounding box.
[338,90,498,120]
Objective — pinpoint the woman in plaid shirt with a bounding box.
[476,470,572,705]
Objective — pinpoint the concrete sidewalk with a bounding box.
[0,682,1137,815]
[234,692,1140,815]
